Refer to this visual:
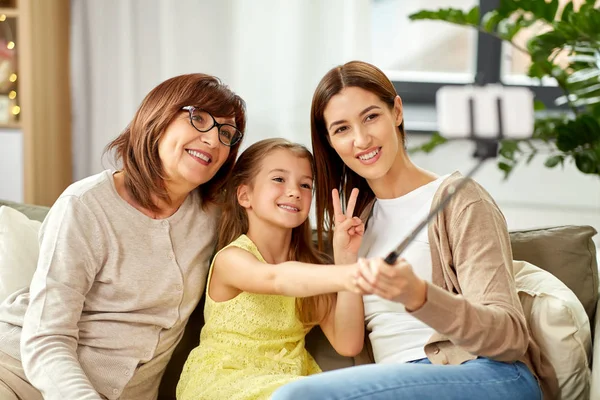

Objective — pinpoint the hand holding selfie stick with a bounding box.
[384,85,534,265]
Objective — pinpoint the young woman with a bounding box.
[271,61,554,399]
[176,138,366,400]
[0,74,246,400]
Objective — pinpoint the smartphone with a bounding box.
[436,85,534,139]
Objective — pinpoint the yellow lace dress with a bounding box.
[176,235,321,400]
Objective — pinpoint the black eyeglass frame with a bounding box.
[182,106,243,147]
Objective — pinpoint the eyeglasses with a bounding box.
[182,106,243,147]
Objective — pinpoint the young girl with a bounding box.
[176,138,367,400]
[271,61,550,400]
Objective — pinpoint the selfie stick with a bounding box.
[383,97,505,265]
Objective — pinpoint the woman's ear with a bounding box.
[237,184,252,209]
[394,95,404,126]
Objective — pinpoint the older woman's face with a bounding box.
[158,110,232,193]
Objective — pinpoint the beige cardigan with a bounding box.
[356,172,558,399]
[0,171,218,400]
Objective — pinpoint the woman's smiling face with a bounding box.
[323,86,404,183]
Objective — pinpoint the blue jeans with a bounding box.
[271,357,541,400]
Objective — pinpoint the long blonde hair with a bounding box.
[217,138,333,328]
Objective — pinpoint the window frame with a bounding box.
[390,0,563,122]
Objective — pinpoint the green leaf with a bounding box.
[555,94,577,106]
[561,1,574,22]
[408,132,448,154]
[572,83,600,98]
[534,100,546,111]
[409,8,475,26]
[466,6,480,25]
[526,150,538,165]
[567,54,597,63]
[497,19,522,41]
[574,150,598,174]
[571,45,597,54]
[408,10,435,21]
[544,155,564,168]
[578,114,600,144]
[498,161,514,179]
[546,0,560,22]
[497,0,519,17]
[482,10,503,32]
[498,0,557,22]
[567,68,600,84]
[527,32,566,63]
[572,96,600,107]
[527,60,553,80]
[555,124,578,151]
[533,116,566,141]
[498,139,521,160]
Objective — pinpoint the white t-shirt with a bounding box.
[359,174,449,364]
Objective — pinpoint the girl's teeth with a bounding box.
[359,149,379,160]
[279,205,299,211]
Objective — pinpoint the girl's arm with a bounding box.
[318,188,366,357]
[212,247,359,297]
[318,290,365,357]
[22,196,103,400]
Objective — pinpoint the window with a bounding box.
[371,0,478,83]
[501,0,590,85]
[373,0,565,130]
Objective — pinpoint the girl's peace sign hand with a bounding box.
[332,188,365,264]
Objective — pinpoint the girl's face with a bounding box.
[158,110,233,193]
[240,149,314,230]
[323,86,404,182]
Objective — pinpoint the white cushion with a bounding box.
[513,260,592,400]
[0,206,41,303]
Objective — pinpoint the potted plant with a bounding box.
[409,0,600,178]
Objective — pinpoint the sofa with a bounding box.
[1,199,598,399]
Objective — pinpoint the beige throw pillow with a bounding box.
[0,206,41,303]
[514,260,592,400]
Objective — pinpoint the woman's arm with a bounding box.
[357,196,528,361]
[21,196,104,400]
[213,247,359,297]
[410,197,528,361]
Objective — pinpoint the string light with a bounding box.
[8,90,16,99]
[9,73,16,82]
[11,105,20,115]
[7,41,14,50]
[0,15,6,22]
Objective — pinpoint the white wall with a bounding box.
[0,129,23,203]
[407,134,600,250]
[71,0,371,180]
[68,0,600,252]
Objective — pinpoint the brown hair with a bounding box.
[218,138,333,329]
[311,60,405,251]
[105,73,246,212]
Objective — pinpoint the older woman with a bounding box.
[0,73,246,400]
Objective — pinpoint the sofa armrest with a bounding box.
[591,294,600,398]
